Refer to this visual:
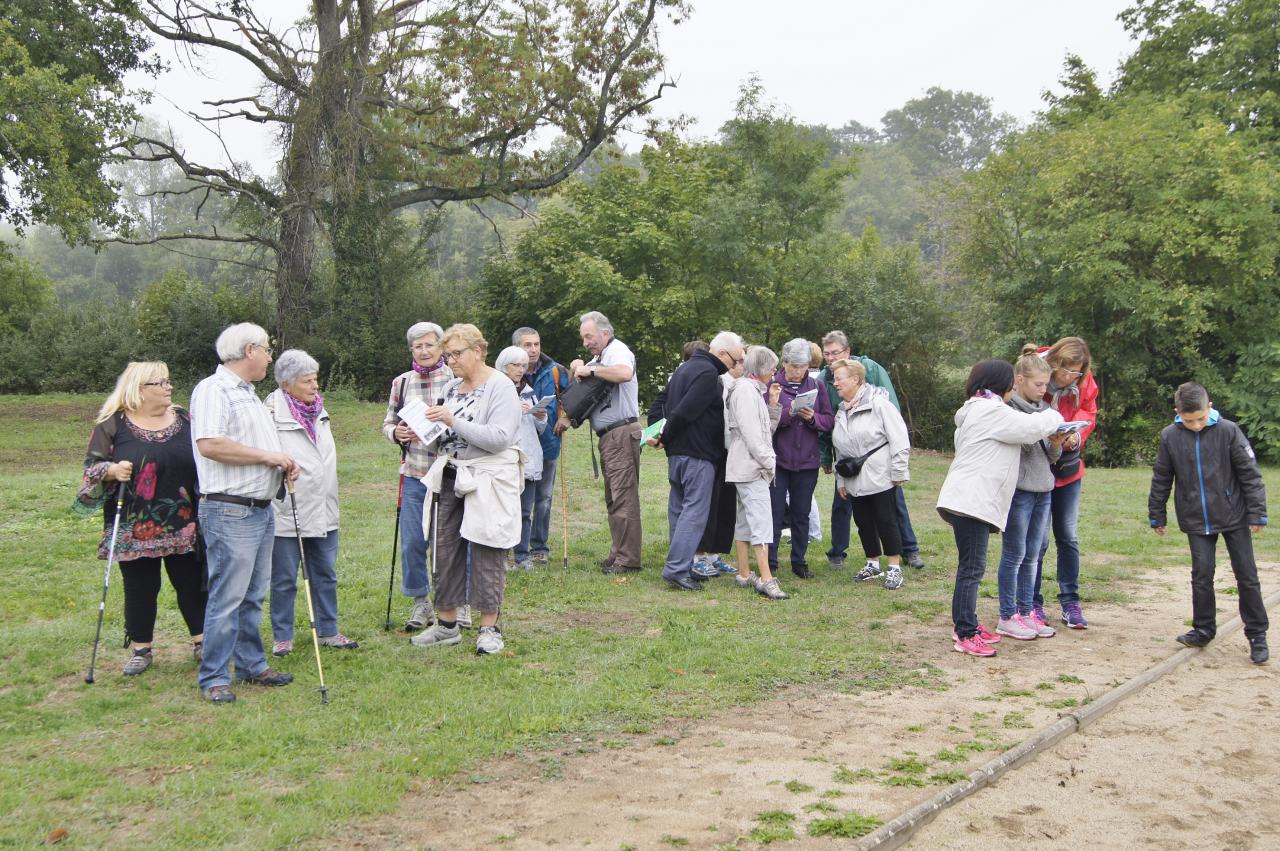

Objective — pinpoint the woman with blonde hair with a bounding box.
[75,362,205,676]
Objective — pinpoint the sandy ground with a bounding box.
[340,563,1279,850]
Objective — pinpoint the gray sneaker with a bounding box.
[854,561,883,582]
[405,596,435,631]
[883,565,904,590]
[409,622,462,647]
[456,604,473,629]
[827,555,846,569]
[756,578,790,600]
[122,648,152,676]
[734,573,760,589]
[476,626,505,655]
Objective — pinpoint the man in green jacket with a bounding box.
[817,331,924,570]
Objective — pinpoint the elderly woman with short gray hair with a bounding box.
[382,321,454,631]
[266,350,356,655]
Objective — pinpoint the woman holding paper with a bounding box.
[497,345,547,570]
[382,322,453,632]
[767,338,834,579]
[410,324,522,656]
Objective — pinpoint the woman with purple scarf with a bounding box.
[267,349,357,656]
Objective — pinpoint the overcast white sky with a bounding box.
[136,0,1138,172]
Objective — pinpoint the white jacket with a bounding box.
[266,389,339,538]
[422,448,526,549]
[936,394,1063,531]
[516,383,547,481]
[832,385,910,497]
[725,376,780,483]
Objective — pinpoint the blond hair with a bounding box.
[830,358,866,384]
[96,361,170,424]
[1015,343,1051,379]
[1042,336,1091,375]
[441,323,489,357]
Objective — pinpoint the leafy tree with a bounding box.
[0,248,56,332]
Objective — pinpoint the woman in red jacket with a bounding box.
[1031,337,1098,631]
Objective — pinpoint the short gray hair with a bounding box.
[405,322,444,346]
[743,345,778,379]
[274,349,320,387]
[495,345,528,373]
[511,326,539,346]
[822,330,849,350]
[579,311,613,338]
[781,338,812,365]
[215,322,269,362]
[708,330,744,354]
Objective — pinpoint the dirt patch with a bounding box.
[0,401,96,424]
[337,563,1279,849]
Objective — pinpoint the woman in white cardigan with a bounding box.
[267,350,357,656]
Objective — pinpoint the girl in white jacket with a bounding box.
[936,359,1062,657]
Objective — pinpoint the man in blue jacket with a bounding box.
[514,327,573,565]
[658,331,745,590]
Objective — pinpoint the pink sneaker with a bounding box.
[975,623,1002,644]
[954,633,997,657]
[996,616,1038,641]
[1023,611,1057,638]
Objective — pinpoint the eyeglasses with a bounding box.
[411,341,439,352]
[823,349,849,359]
[253,344,273,357]
[143,379,173,388]
[1058,368,1084,379]
[443,348,469,363]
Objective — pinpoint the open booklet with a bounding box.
[790,388,818,414]
[1056,420,1091,434]
[529,395,555,413]
[398,397,447,446]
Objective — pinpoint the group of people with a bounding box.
[78,316,1270,703]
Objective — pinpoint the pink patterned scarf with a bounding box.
[285,391,324,444]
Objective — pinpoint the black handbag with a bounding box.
[560,375,613,428]
[835,440,888,479]
[1051,448,1081,479]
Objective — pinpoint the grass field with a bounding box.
[2,393,1276,847]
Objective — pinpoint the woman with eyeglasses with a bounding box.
[382,322,454,632]
[1032,337,1099,631]
[75,362,205,676]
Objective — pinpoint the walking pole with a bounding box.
[384,473,404,630]
[286,479,328,705]
[559,440,570,569]
[86,484,127,684]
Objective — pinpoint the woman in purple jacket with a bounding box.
[767,338,835,578]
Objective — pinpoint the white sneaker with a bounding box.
[476,626,505,655]
[756,577,790,600]
[882,565,904,590]
[996,616,1038,641]
[409,622,461,647]
[456,605,473,629]
[1024,611,1057,638]
[404,596,434,631]
[854,560,883,582]
[734,573,759,589]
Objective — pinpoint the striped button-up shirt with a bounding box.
[382,365,454,477]
[190,364,283,500]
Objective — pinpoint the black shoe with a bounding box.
[906,551,925,570]
[1176,629,1212,648]
[236,667,294,687]
[597,557,615,570]
[791,563,813,579]
[1250,636,1269,665]
[665,576,704,592]
[200,685,236,704]
[602,563,642,575]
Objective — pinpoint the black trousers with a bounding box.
[120,552,206,644]
[1188,526,1269,640]
[850,487,902,559]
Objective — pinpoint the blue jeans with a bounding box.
[998,490,1051,620]
[946,511,992,640]
[270,531,340,641]
[399,476,431,598]
[529,458,558,557]
[514,478,539,563]
[1033,478,1082,607]
[198,500,275,689]
[662,455,716,582]
[828,482,919,559]
[769,467,819,570]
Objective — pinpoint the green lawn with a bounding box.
[1,393,1276,847]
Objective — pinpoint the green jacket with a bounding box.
[817,355,900,466]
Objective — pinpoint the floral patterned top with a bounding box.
[75,409,199,561]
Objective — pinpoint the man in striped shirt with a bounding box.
[190,323,299,704]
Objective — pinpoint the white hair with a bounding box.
[495,345,528,373]
[405,322,444,346]
[781,338,812,365]
[274,349,320,387]
[708,331,743,354]
[215,323,269,363]
[743,346,778,379]
[579,311,613,338]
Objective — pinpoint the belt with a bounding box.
[204,492,274,509]
[596,417,638,438]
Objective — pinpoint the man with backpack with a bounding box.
[513,327,572,566]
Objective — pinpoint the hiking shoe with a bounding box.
[827,554,846,569]
[602,562,642,574]
[410,622,462,647]
[756,577,790,600]
[1249,636,1269,665]
[236,668,293,687]
[476,626,505,655]
[1061,603,1089,630]
[531,551,549,565]
[122,648,152,676]
[953,634,997,657]
[201,685,236,704]
[975,623,1002,644]
[734,573,760,589]
[906,551,925,570]
[692,558,720,579]
[713,556,736,575]
[791,563,814,579]
[318,633,359,650]
[597,557,616,570]
[1176,629,1212,648]
[882,566,904,590]
[1023,611,1056,638]
[405,597,435,631]
[511,558,533,572]
[854,561,883,582]
[456,605,473,629]
[272,640,293,657]
[997,616,1038,641]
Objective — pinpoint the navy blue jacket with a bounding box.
[1148,412,1269,534]
[661,349,729,463]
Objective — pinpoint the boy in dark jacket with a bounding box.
[1148,383,1269,664]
